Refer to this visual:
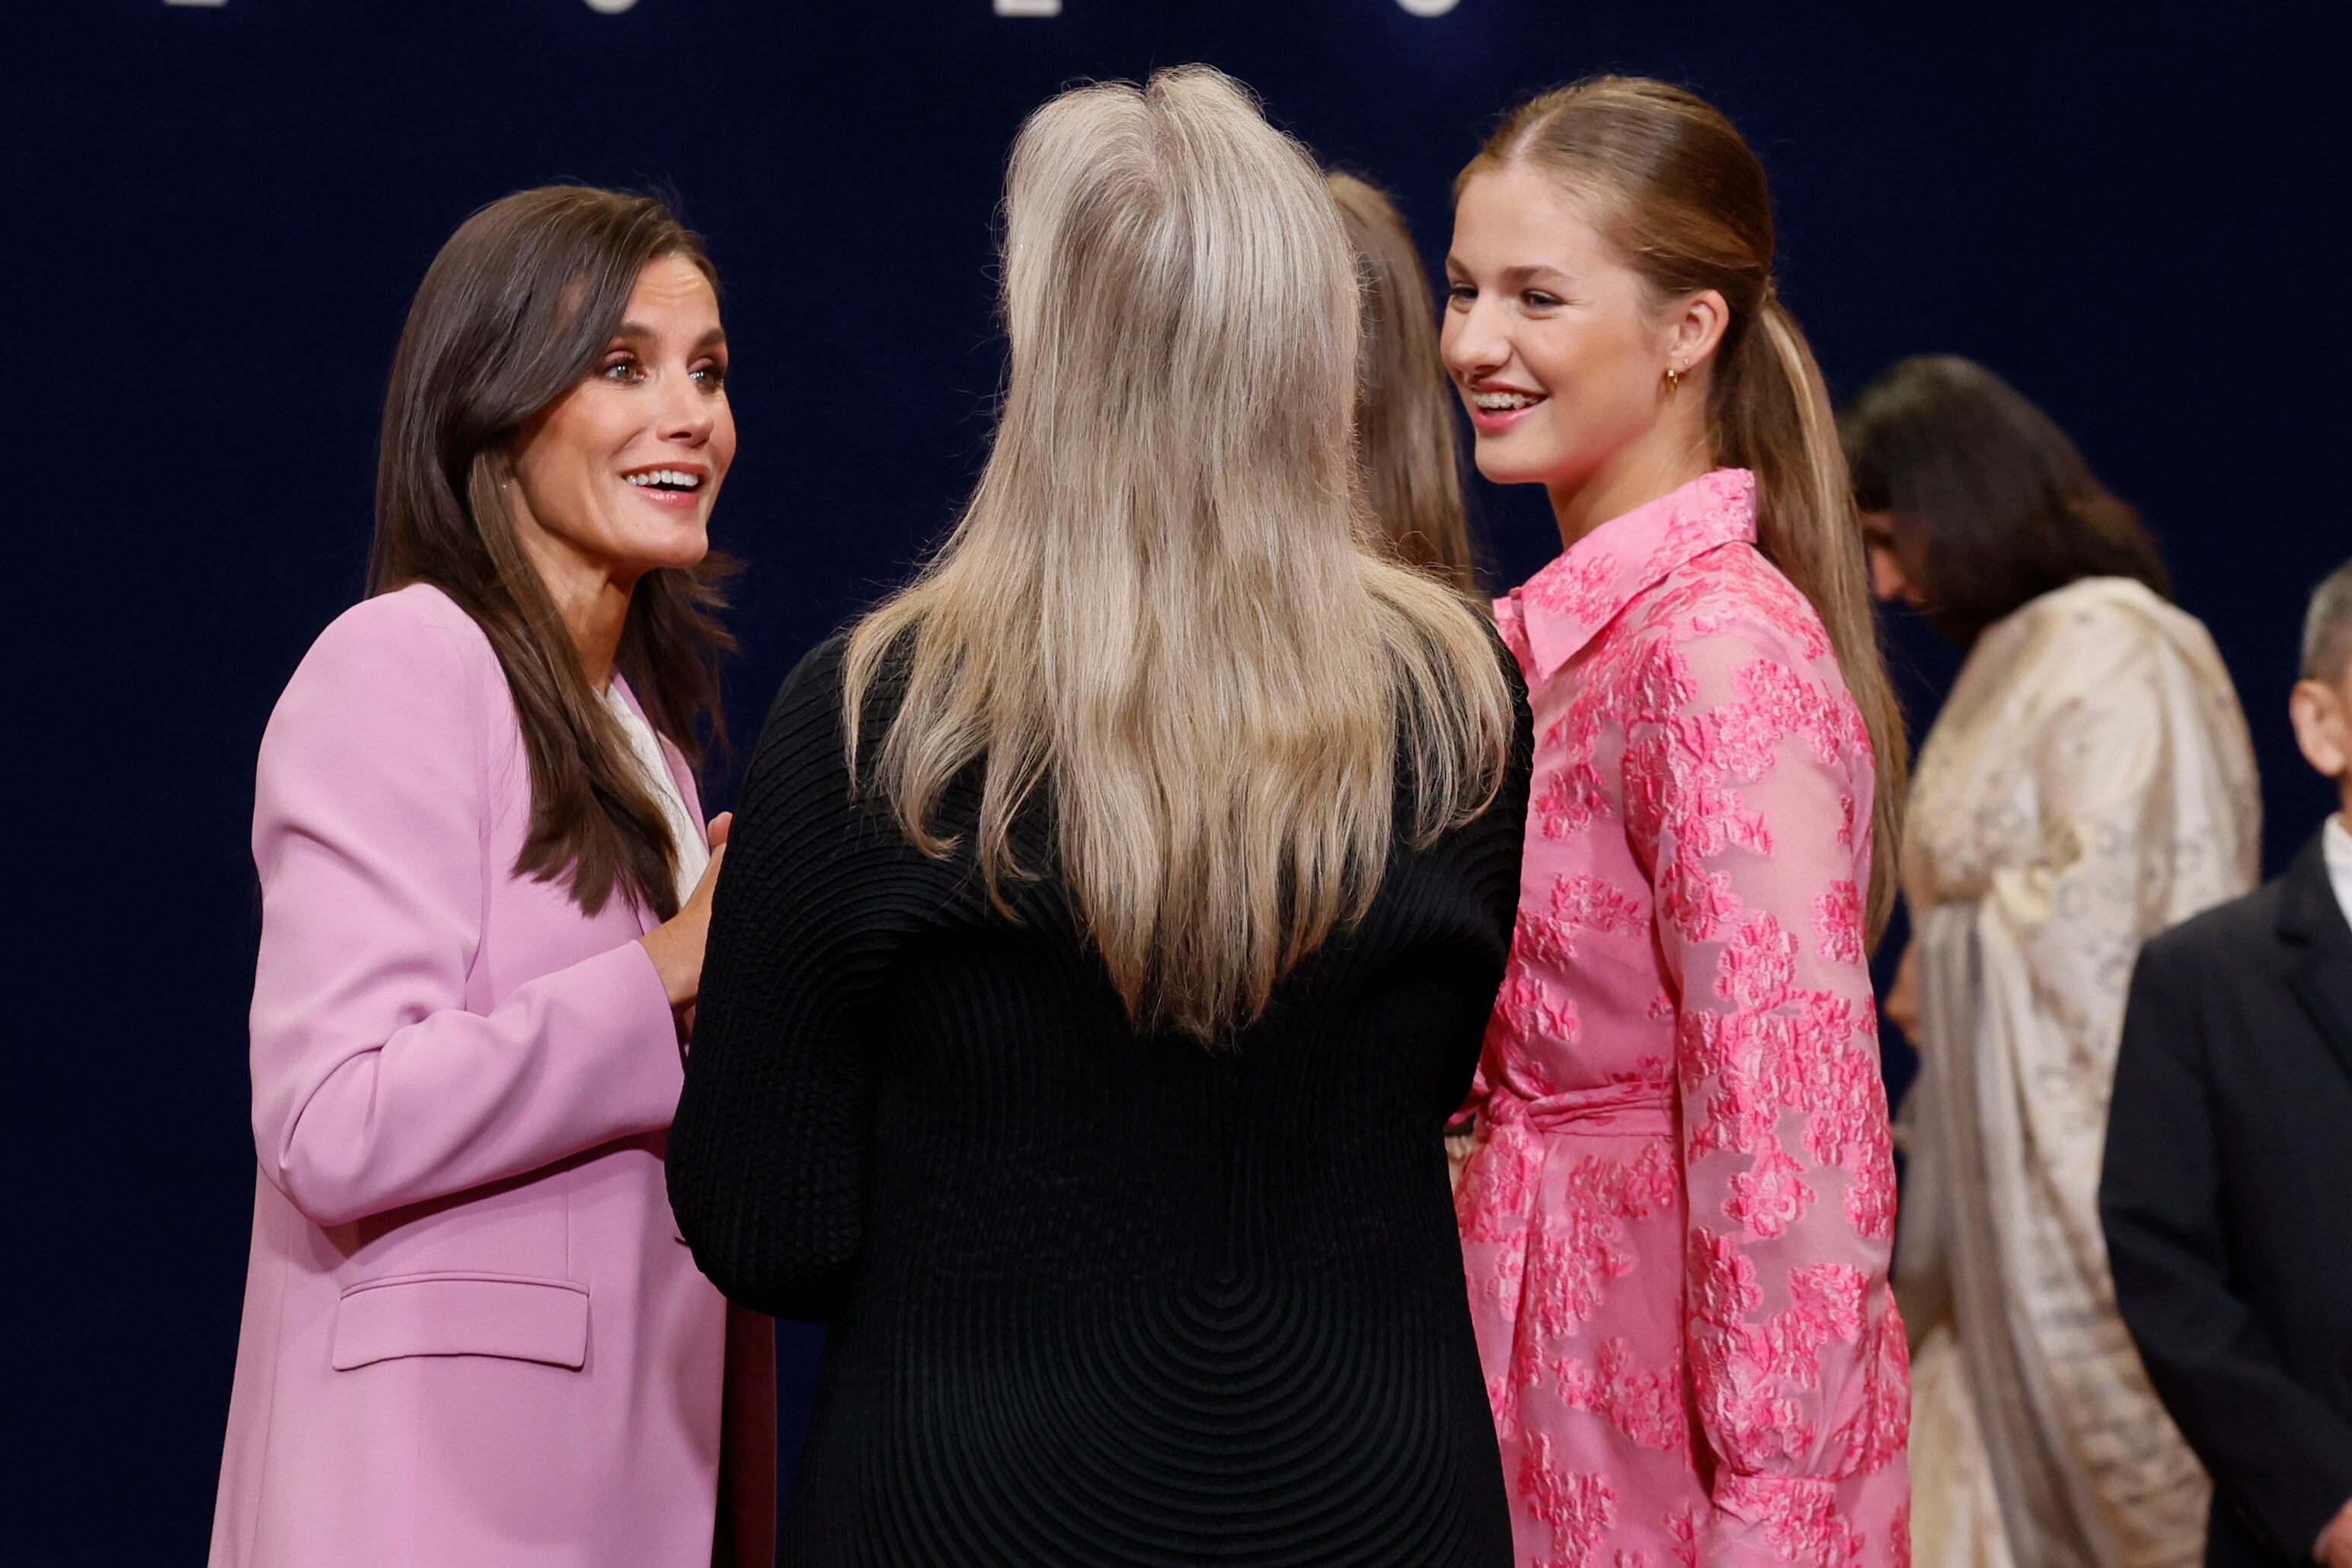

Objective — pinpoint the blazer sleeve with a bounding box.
[248,596,684,1229]
[1628,618,1909,1562]
[2101,937,2352,1559]
[669,637,906,1321]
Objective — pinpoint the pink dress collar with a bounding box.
[1494,467,1759,683]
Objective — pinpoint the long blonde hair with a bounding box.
[1465,77,1908,944]
[1326,173,1476,590]
[845,65,1518,1042]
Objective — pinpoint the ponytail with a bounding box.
[1720,299,1907,944]
[1467,75,1908,947]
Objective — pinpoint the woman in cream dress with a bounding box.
[1845,356,2259,1568]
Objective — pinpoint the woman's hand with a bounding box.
[640,813,733,1010]
[1444,1123,1478,1194]
[1883,940,1921,1044]
[2317,1498,2352,1568]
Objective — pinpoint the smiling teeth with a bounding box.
[625,469,701,490]
[1472,391,1542,411]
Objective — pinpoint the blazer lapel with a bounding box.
[2277,831,2352,1088]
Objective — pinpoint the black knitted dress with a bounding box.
[669,635,1530,1566]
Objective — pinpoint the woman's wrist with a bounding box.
[638,924,695,1009]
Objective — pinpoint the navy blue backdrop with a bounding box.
[12,4,2344,1561]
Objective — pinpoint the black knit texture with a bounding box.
[670,634,1532,1566]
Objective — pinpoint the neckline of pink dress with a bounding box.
[1494,466,1759,684]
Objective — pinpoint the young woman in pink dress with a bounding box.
[1443,78,1913,1566]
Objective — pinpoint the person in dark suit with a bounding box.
[2102,557,2352,1568]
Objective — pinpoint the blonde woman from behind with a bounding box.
[671,66,1532,1566]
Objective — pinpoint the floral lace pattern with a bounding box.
[1460,471,1909,1566]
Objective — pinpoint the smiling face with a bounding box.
[1441,162,1721,538]
[506,253,733,597]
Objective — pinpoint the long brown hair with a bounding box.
[1326,173,1476,590]
[1464,77,1907,944]
[1842,354,2171,649]
[369,185,734,921]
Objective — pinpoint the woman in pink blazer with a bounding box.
[209,186,774,1568]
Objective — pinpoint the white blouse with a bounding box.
[605,682,708,909]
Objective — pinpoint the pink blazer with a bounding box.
[210,584,775,1568]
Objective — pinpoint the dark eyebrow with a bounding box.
[610,323,728,351]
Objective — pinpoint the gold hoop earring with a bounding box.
[1664,364,1683,392]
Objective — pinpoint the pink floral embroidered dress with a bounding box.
[1457,469,1911,1567]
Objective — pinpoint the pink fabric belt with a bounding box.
[1489,1081,1675,1138]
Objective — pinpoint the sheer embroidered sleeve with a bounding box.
[1622,612,1909,1562]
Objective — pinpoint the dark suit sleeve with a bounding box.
[2101,937,2352,1560]
[669,637,904,1321]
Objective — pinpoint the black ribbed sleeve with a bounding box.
[669,633,1532,1566]
[670,639,909,1318]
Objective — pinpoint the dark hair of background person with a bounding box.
[1326,172,1477,591]
[369,184,737,922]
[1841,353,2171,650]
[1462,75,1909,945]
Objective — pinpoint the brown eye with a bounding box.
[691,360,728,392]
[600,354,646,385]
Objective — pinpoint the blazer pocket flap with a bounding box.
[332,1273,589,1372]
